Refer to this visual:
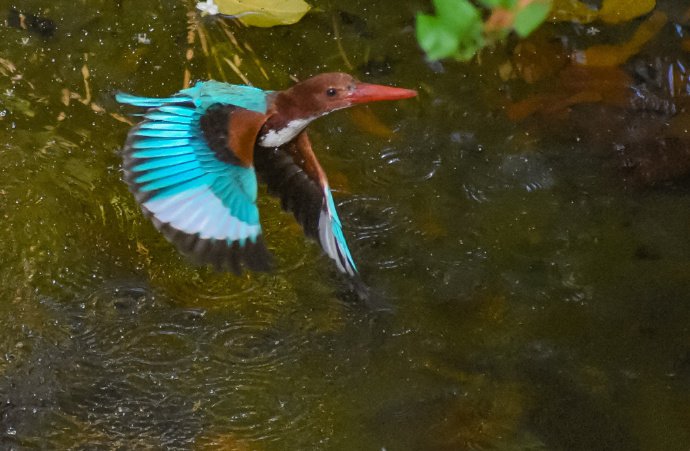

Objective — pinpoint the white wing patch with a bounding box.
[143,186,261,242]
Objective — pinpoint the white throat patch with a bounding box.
[258,118,313,147]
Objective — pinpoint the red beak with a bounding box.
[347,82,418,104]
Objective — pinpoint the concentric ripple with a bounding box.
[338,195,406,241]
[205,319,303,368]
[364,145,442,187]
[337,195,415,271]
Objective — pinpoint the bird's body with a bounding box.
[116,73,416,277]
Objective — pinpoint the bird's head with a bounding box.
[259,73,417,147]
[278,72,417,118]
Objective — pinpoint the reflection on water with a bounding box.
[1,0,690,449]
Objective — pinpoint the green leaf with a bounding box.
[417,0,485,61]
[478,0,516,8]
[416,14,461,60]
[455,20,484,60]
[433,0,481,30]
[214,0,311,27]
[514,1,551,37]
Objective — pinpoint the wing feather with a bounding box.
[254,131,358,276]
[117,88,272,273]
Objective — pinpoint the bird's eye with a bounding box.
[326,88,337,97]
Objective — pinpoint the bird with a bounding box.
[116,73,417,277]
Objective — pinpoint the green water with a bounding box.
[1,0,689,449]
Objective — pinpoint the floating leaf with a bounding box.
[506,65,633,121]
[598,0,655,24]
[574,11,667,66]
[559,65,632,105]
[551,0,656,24]
[550,0,598,23]
[213,0,311,27]
[506,94,556,121]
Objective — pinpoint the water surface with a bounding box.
[1,0,689,449]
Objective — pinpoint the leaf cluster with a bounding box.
[416,0,552,61]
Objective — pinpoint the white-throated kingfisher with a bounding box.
[116,73,417,277]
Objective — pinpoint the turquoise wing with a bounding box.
[117,80,269,112]
[116,85,272,273]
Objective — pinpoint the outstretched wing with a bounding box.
[254,131,358,276]
[116,90,272,273]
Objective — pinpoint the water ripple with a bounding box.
[339,195,406,241]
[499,153,555,192]
[162,271,259,305]
[22,279,319,447]
[205,320,299,368]
[190,315,315,442]
[463,183,491,203]
[365,145,442,187]
[338,195,415,271]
